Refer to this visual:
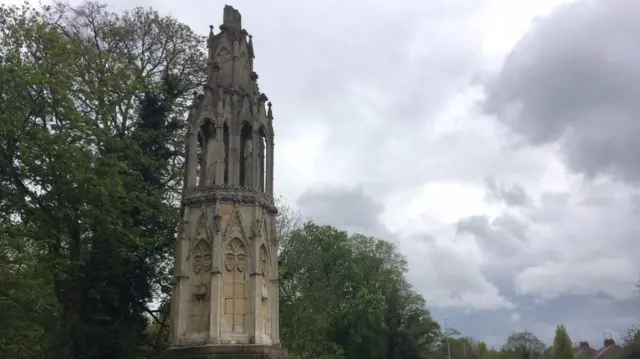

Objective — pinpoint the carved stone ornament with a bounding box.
[193,284,207,300]
[225,253,235,271]
[236,254,246,272]
[225,209,246,239]
[217,47,231,64]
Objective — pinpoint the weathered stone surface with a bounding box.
[161,344,295,359]
[164,5,287,358]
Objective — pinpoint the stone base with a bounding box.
[159,344,295,359]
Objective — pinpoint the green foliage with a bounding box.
[478,341,489,359]
[0,1,204,358]
[551,325,573,359]
[278,222,441,359]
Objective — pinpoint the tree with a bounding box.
[278,222,441,359]
[502,331,546,359]
[622,324,640,359]
[478,341,489,359]
[0,1,205,358]
[551,325,573,359]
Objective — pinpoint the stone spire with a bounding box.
[164,6,288,359]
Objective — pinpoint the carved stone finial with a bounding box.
[267,102,273,120]
[207,25,215,48]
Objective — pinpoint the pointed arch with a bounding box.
[196,129,206,187]
[216,46,232,65]
[224,208,247,241]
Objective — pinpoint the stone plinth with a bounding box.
[160,344,294,359]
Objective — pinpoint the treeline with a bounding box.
[446,326,640,359]
[0,2,442,359]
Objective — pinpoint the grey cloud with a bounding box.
[484,177,530,207]
[296,185,389,238]
[455,214,528,257]
[484,0,640,184]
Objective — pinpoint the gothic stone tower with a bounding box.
[164,6,291,359]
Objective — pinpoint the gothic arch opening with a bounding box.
[223,122,230,184]
[196,129,205,188]
[239,122,253,187]
[258,127,267,193]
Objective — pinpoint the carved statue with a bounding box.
[243,140,253,186]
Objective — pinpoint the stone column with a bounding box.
[252,129,260,190]
[248,237,261,343]
[170,208,192,345]
[186,130,198,190]
[258,135,265,192]
[266,138,274,198]
[269,232,280,345]
[208,268,223,343]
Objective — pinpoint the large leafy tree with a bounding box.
[0,1,205,358]
[279,222,440,359]
[551,324,573,359]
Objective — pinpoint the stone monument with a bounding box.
[162,5,292,359]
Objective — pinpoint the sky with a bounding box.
[7,0,640,349]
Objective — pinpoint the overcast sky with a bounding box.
[10,0,640,349]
